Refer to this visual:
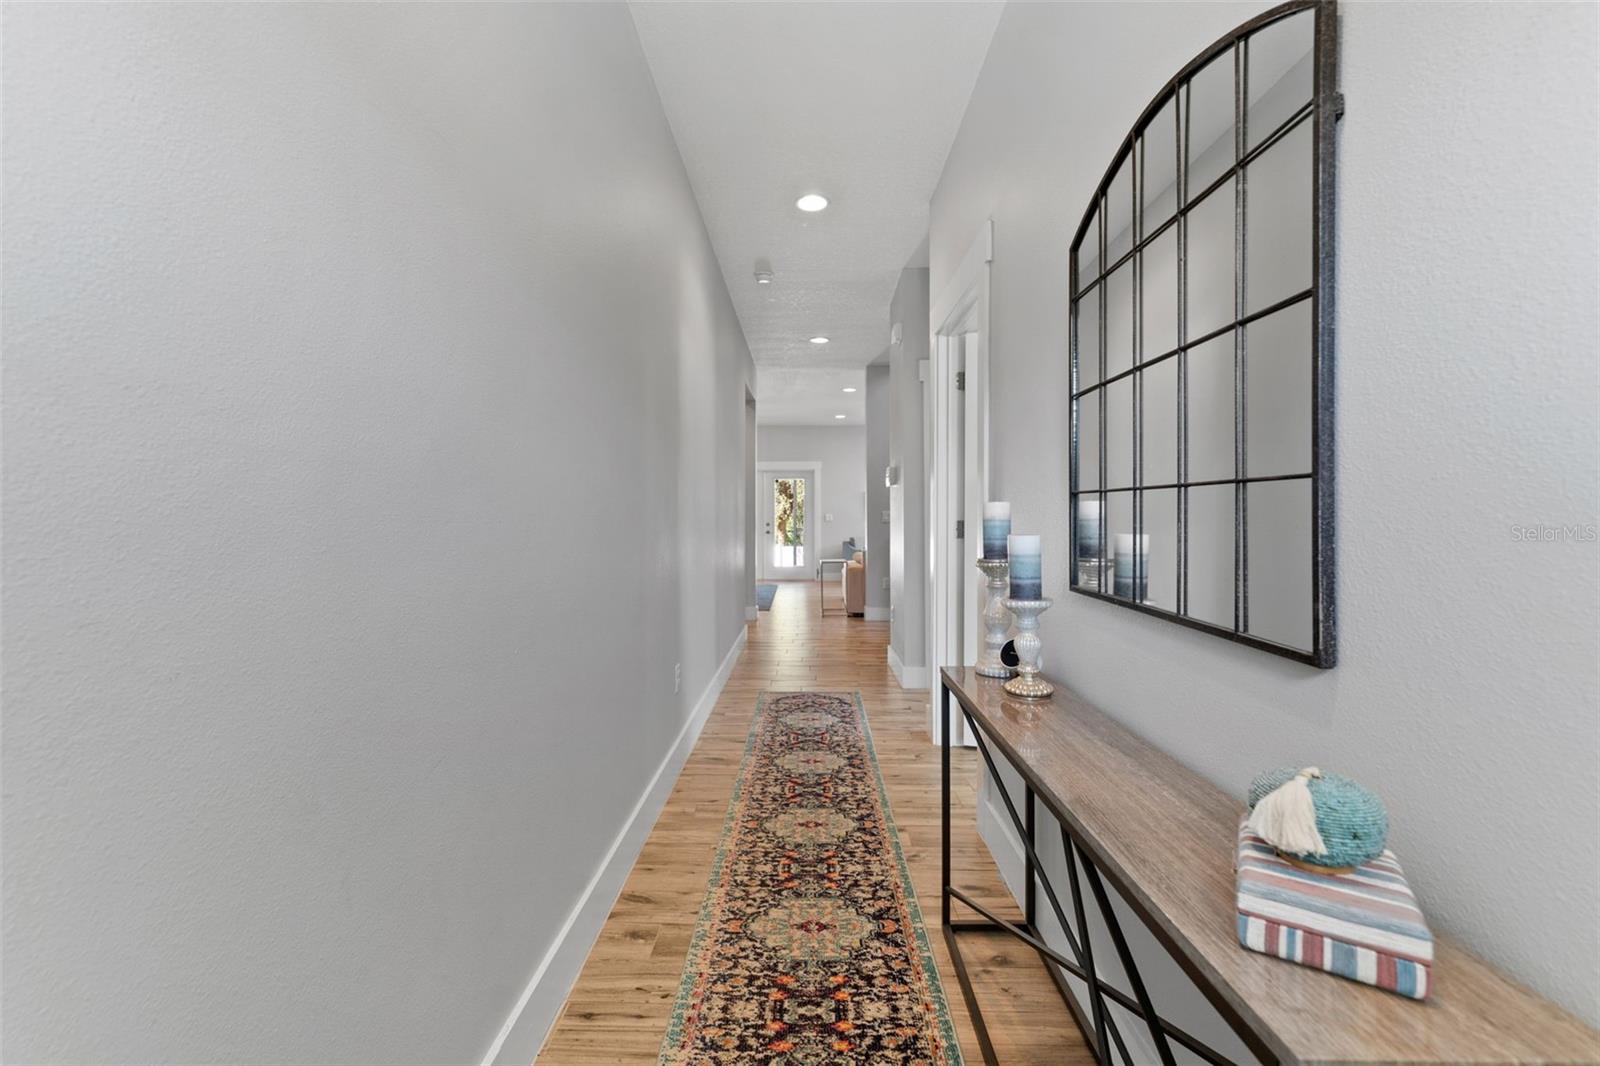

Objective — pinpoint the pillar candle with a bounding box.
[1008,534,1042,600]
[1075,498,1103,560]
[1113,533,1149,601]
[982,501,1011,560]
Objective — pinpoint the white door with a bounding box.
[960,330,982,665]
[942,336,968,670]
[928,220,993,747]
[760,469,814,579]
[927,332,972,747]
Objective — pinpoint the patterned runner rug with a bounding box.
[659,691,963,1065]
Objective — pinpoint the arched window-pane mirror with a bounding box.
[1069,0,1339,667]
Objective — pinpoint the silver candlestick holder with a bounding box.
[975,558,1013,678]
[1002,597,1054,699]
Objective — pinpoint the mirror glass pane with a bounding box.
[1106,492,1136,601]
[1141,227,1179,360]
[1076,285,1101,389]
[1106,151,1135,265]
[1143,358,1178,487]
[1141,97,1179,235]
[1105,376,1134,490]
[1246,302,1312,477]
[1076,391,1100,491]
[1187,49,1236,197]
[1246,479,1312,650]
[1105,261,1135,380]
[1142,489,1178,612]
[1186,484,1235,628]
[1185,182,1236,340]
[1187,333,1235,484]
[1245,118,1312,314]
[1246,11,1314,150]
[1077,199,1101,285]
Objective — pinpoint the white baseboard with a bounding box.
[863,606,889,621]
[886,645,928,690]
[482,626,748,1066]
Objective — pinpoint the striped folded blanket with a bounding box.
[1235,817,1433,1000]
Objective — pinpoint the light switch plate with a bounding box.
[824,512,834,522]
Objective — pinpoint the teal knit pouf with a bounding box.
[1247,767,1389,868]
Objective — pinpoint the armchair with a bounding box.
[843,550,866,616]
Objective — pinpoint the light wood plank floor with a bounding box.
[539,581,1090,1064]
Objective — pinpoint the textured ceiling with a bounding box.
[631,1,1002,425]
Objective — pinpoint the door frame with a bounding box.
[756,461,823,580]
[927,220,993,745]
[744,389,758,620]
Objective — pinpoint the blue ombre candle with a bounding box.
[982,501,1011,560]
[1008,534,1042,600]
[1113,533,1149,601]
[1075,498,1103,560]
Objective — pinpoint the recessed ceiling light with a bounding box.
[834,414,847,420]
[755,271,772,285]
[842,387,857,393]
[796,194,829,213]
[809,336,829,345]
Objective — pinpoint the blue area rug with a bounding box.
[755,584,778,611]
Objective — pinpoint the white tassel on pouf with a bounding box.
[1249,767,1328,857]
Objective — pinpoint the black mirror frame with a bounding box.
[1068,0,1340,668]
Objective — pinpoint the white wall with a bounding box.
[889,266,931,680]
[932,0,1599,1038]
[0,5,755,1064]
[757,425,867,562]
[864,361,892,615]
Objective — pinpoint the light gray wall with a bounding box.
[933,0,1600,1035]
[889,267,931,674]
[757,425,868,560]
[1,5,755,1064]
[865,361,892,613]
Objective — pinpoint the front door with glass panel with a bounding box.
[761,470,812,579]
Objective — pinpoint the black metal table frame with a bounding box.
[940,677,1267,1066]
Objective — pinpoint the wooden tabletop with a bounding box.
[940,667,1600,1066]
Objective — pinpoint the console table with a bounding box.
[938,667,1599,1065]
[816,557,849,614]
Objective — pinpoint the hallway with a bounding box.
[4,3,1598,1063]
[541,582,1089,1063]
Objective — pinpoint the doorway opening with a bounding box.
[745,389,758,620]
